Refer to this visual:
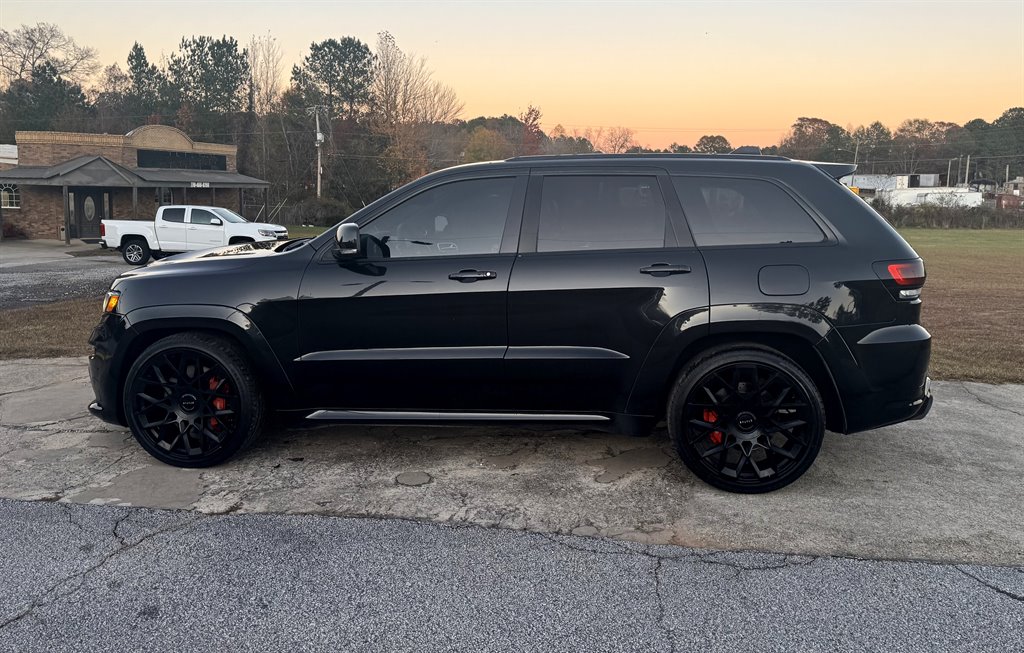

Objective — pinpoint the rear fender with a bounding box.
[626,303,853,433]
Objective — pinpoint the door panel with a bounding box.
[186,207,226,249]
[294,174,527,411]
[157,207,188,251]
[505,172,710,413]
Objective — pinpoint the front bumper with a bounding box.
[87,313,129,426]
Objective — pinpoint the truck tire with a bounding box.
[122,238,151,265]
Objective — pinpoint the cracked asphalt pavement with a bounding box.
[1,500,1022,652]
[1,356,1023,649]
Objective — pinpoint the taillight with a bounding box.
[100,223,105,237]
[873,258,925,300]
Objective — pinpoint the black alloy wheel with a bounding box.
[668,348,825,493]
[123,332,264,467]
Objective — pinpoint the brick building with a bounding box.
[0,125,268,241]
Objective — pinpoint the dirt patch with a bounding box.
[903,229,1024,383]
[0,297,100,359]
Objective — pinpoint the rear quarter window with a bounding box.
[673,177,824,246]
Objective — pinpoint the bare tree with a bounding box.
[248,31,283,116]
[370,31,463,180]
[598,126,635,153]
[0,22,99,88]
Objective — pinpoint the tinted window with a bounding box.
[161,208,185,223]
[537,176,666,252]
[362,177,514,259]
[673,177,824,246]
[189,208,219,225]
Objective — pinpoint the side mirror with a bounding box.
[335,223,361,257]
[209,217,223,226]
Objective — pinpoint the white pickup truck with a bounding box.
[100,205,289,265]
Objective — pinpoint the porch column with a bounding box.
[211,186,216,206]
[132,186,138,219]
[62,185,71,245]
[183,186,188,204]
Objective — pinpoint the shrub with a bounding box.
[870,198,1024,229]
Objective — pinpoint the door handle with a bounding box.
[640,263,692,276]
[448,269,497,282]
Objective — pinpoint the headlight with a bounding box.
[258,229,276,237]
[102,290,121,314]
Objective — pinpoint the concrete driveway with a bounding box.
[1,356,1022,567]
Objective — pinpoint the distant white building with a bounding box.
[876,187,984,208]
[841,173,942,191]
[0,145,17,168]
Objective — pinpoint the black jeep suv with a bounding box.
[89,154,932,493]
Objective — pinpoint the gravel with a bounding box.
[0,258,124,309]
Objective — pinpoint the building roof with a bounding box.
[0,156,268,188]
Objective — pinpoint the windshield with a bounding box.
[211,207,248,223]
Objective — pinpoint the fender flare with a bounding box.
[626,303,853,432]
[119,304,295,403]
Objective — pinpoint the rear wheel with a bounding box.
[667,347,825,493]
[122,332,265,467]
[122,238,150,265]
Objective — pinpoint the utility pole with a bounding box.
[947,159,953,187]
[314,109,324,199]
[964,154,971,185]
[957,155,963,185]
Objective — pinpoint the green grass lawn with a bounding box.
[285,225,329,239]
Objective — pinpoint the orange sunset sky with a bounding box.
[3,0,1023,148]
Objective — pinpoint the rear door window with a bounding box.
[161,208,185,223]
[673,177,825,246]
[536,175,667,252]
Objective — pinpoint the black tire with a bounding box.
[667,346,825,494]
[122,238,151,265]
[122,332,265,468]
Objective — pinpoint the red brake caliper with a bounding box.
[209,377,228,429]
[704,409,723,445]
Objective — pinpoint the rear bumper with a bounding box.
[825,324,932,433]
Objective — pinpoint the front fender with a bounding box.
[90,295,302,426]
[126,303,293,389]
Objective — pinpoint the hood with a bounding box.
[113,240,309,284]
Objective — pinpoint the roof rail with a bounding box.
[505,153,791,162]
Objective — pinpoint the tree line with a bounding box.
[1,23,1022,223]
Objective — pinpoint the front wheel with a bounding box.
[122,332,265,467]
[667,347,825,493]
